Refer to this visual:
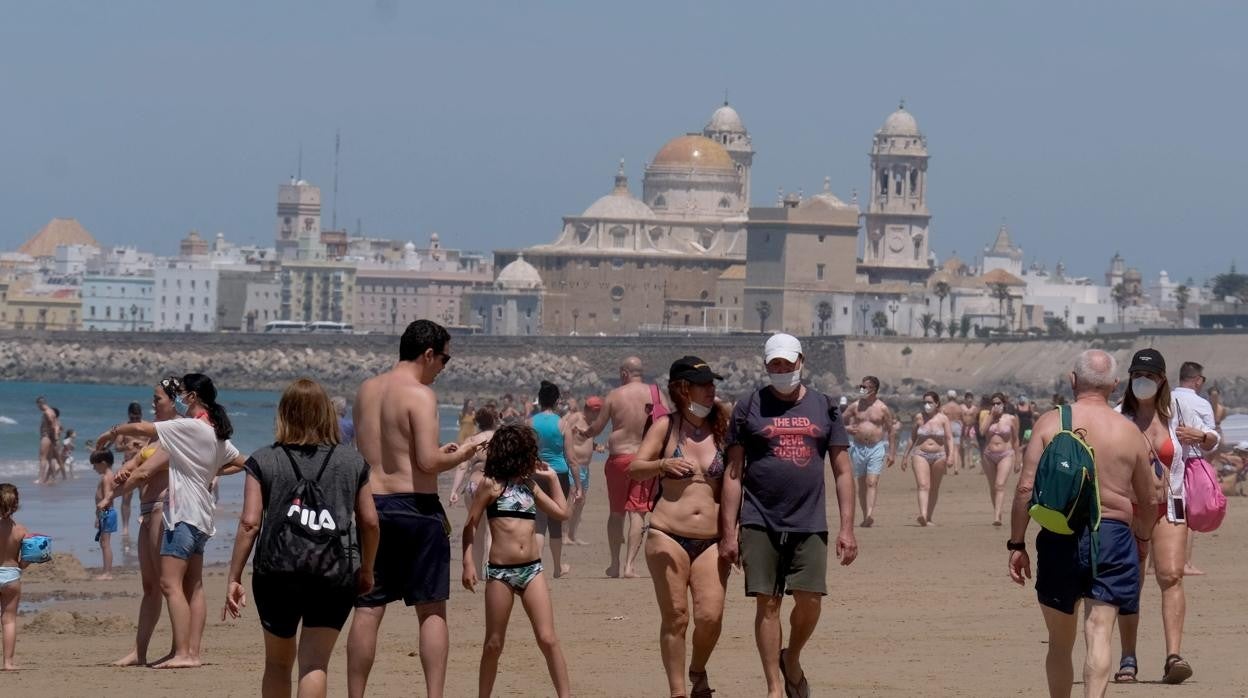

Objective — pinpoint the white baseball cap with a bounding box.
[1234,441,1248,453]
[764,333,802,363]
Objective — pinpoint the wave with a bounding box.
[0,416,16,425]
[0,459,40,478]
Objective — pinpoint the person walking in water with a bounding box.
[345,320,479,698]
[578,356,667,578]
[842,376,896,527]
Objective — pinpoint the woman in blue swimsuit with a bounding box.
[461,424,572,698]
[631,356,730,698]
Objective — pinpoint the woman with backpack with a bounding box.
[629,356,730,698]
[223,378,380,698]
[1113,349,1194,684]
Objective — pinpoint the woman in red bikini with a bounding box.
[1114,348,1193,685]
[630,356,729,698]
[978,393,1020,526]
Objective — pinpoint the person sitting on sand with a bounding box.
[462,424,572,698]
[91,450,118,581]
[0,483,31,671]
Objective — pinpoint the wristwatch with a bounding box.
[1006,540,1026,552]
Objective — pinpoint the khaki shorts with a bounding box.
[740,525,828,597]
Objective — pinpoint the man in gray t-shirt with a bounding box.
[720,333,858,697]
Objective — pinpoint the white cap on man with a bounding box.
[1235,441,1248,453]
[947,389,957,399]
[764,333,803,363]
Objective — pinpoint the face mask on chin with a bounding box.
[687,401,712,419]
[769,370,801,393]
[1131,377,1159,400]
[923,403,935,414]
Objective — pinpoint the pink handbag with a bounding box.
[1183,456,1226,532]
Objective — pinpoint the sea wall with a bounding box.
[0,329,1244,405]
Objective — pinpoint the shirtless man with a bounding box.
[960,392,980,470]
[562,396,603,545]
[34,397,60,485]
[842,376,896,527]
[346,320,479,698]
[579,356,665,578]
[940,389,964,474]
[1008,350,1156,698]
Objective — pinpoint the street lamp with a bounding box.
[859,303,870,336]
[390,297,397,335]
[130,304,138,332]
[887,301,899,332]
[571,308,579,336]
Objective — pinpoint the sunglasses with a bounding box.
[438,353,452,365]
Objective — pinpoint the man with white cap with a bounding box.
[720,333,858,697]
[842,374,898,527]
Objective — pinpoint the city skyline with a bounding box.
[2,2,1244,283]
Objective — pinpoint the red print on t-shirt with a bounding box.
[760,417,824,468]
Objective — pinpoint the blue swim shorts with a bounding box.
[160,521,210,560]
[850,441,887,478]
[97,508,119,535]
[1036,519,1140,616]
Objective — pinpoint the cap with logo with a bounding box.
[1128,348,1166,377]
[764,333,803,363]
[669,356,723,385]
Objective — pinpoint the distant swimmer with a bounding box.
[33,397,60,485]
[842,375,896,527]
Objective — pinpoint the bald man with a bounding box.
[580,356,666,578]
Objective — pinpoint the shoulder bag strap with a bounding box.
[1060,404,1072,432]
[280,445,306,480]
[313,445,338,482]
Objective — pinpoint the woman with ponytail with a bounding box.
[95,371,245,669]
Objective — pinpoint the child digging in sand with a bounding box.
[91,450,118,580]
[1,483,30,670]
[462,424,572,698]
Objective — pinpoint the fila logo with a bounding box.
[287,498,337,531]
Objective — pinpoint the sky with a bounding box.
[2,1,1245,283]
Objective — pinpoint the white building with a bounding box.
[81,274,155,331]
[154,261,220,332]
[465,255,544,335]
[86,246,158,277]
[276,179,324,261]
[53,244,99,276]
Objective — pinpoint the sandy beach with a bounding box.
[5,461,1245,697]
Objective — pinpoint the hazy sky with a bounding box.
[2,2,1244,283]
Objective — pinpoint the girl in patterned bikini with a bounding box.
[462,424,572,698]
[901,391,955,526]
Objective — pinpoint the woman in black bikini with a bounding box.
[630,356,729,698]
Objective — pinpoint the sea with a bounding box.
[0,380,463,567]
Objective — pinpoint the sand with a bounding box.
[4,464,1245,697]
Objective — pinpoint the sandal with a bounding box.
[779,648,810,698]
[1162,654,1193,684]
[1113,655,1137,683]
[688,669,715,697]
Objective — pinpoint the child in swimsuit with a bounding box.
[461,424,572,698]
[1,483,31,670]
[90,450,118,580]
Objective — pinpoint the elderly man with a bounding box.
[1008,350,1156,698]
[842,375,897,527]
[720,333,858,698]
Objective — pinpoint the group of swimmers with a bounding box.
[0,321,1235,698]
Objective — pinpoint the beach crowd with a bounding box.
[0,318,1240,698]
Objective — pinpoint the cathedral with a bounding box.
[491,100,937,335]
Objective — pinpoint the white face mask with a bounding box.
[769,370,801,393]
[923,403,936,414]
[1131,377,1159,400]
[859,387,869,396]
[686,401,712,419]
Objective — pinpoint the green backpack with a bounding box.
[1029,405,1101,543]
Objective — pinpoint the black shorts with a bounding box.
[535,472,571,539]
[355,493,451,608]
[1036,519,1141,616]
[253,573,355,639]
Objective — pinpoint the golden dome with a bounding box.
[651,135,734,171]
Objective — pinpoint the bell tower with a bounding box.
[861,101,932,284]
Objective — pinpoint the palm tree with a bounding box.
[871,311,889,335]
[933,280,950,325]
[1174,284,1190,327]
[755,300,771,333]
[958,315,971,338]
[816,301,833,336]
[990,283,1011,330]
[1111,283,1128,331]
[932,320,944,338]
[920,312,935,337]
[946,318,958,338]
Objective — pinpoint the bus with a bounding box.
[263,321,307,333]
[306,321,354,334]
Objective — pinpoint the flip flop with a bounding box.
[688,669,715,697]
[1162,654,1193,684]
[1113,655,1137,683]
[779,648,810,698]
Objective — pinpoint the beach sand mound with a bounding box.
[21,553,90,583]
[26,610,132,636]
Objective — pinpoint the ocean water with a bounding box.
[0,380,461,566]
